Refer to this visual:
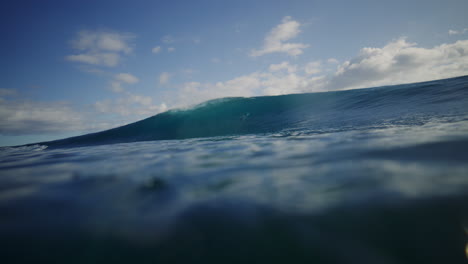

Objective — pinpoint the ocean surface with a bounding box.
[1,76,468,263]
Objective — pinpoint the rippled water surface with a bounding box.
[1,77,468,263]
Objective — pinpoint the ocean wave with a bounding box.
[38,75,468,148]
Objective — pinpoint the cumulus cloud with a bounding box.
[70,30,134,53]
[69,37,468,121]
[326,38,468,90]
[0,88,164,136]
[152,46,162,54]
[163,38,468,108]
[115,73,139,84]
[169,69,327,108]
[110,81,124,93]
[0,93,89,135]
[167,47,175,52]
[250,16,309,57]
[109,73,139,93]
[327,58,339,64]
[448,28,468,35]
[66,30,135,67]
[7,36,468,137]
[269,61,297,73]
[0,90,156,135]
[174,77,259,107]
[94,92,167,118]
[66,53,120,67]
[0,88,16,97]
[159,72,171,85]
[304,61,322,75]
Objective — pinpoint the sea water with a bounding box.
[1,76,468,263]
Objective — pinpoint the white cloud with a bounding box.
[304,61,322,75]
[78,66,107,76]
[0,94,88,135]
[94,92,167,118]
[66,30,135,67]
[9,35,468,137]
[0,88,16,97]
[0,88,167,136]
[71,30,134,53]
[152,46,162,54]
[162,35,175,44]
[174,76,259,107]
[167,47,175,52]
[269,61,297,73]
[0,89,164,136]
[109,73,139,93]
[250,16,309,57]
[260,72,321,96]
[115,73,139,84]
[326,38,468,90]
[169,69,326,108]
[66,54,100,65]
[162,38,468,108]
[110,81,124,93]
[327,58,339,64]
[66,53,120,67]
[159,72,171,85]
[448,28,468,35]
[0,92,164,136]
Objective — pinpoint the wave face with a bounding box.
[43,76,468,148]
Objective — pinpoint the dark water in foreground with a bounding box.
[1,76,468,263]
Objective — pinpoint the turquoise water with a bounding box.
[1,76,468,263]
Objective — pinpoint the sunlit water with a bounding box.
[1,76,468,263]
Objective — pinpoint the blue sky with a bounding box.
[1,0,468,146]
